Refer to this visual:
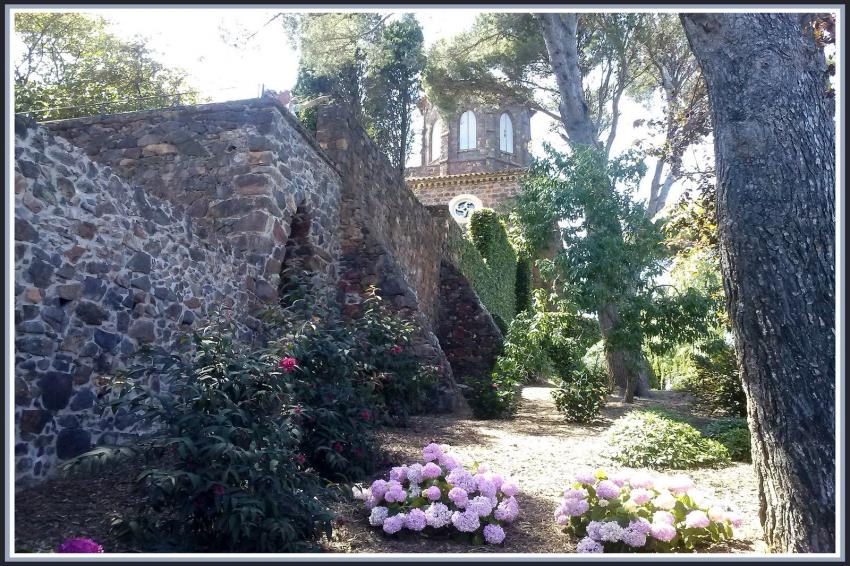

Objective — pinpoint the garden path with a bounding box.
[327,386,767,554]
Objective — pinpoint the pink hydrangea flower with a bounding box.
[653,510,675,525]
[500,481,518,497]
[389,466,408,482]
[424,485,441,501]
[370,479,388,501]
[406,463,423,484]
[56,538,103,553]
[563,487,588,500]
[621,525,648,547]
[708,506,726,522]
[666,475,695,495]
[685,510,711,529]
[382,513,406,534]
[446,468,477,492]
[629,472,654,489]
[494,496,519,522]
[467,495,494,517]
[725,511,744,528]
[652,490,677,510]
[448,487,468,508]
[450,509,480,532]
[628,487,652,505]
[404,508,427,531]
[629,518,652,535]
[574,468,597,485]
[650,522,677,542]
[595,480,620,500]
[576,536,604,553]
[483,524,505,544]
[421,462,442,479]
[422,443,442,462]
[560,497,589,517]
[586,520,604,540]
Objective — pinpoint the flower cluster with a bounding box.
[355,443,519,545]
[56,538,104,553]
[556,467,743,553]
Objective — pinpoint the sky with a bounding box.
[11,7,698,206]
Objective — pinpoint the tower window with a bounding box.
[499,113,514,154]
[459,110,477,151]
[431,120,442,162]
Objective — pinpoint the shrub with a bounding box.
[684,338,746,417]
[552,366,609,423]
[704,418,752,463]
[605,411,731,469]
[355,443,520,545]
[556,467,743,553]
[264,279,438,480]
[64,322,334,552]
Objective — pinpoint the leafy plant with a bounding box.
[552,366,609,423]
[685,338,746,417]
[557,467,743,553]
[704,418,751,463]
[605,410,731,469]
[63,320,334,552]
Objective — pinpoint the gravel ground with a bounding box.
[14,386,766,555]
[327,386,767,554]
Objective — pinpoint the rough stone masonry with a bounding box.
[14,98,504,486]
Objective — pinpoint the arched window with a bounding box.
[430,120,442,161]
[458,110,477,151]
[499,113,514,153]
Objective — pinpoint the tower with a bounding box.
[405,97,535,221]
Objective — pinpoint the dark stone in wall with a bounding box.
[38,371,74,411]
[75,301,109,325]
[56,428,91,460]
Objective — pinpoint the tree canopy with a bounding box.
[14,12,200,121]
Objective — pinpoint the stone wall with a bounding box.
[14,102,343,485]
[14,98,509,485]
[45,99,342,299]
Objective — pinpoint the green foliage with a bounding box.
[287,13,424,170]
[468,208,518,320]
[63,321,333,552]
[685,338,746,417]
[551,366,609,423]
[262,277,438,480]
[14,13,199,121]
[606,410,731,469]
[60,276,438,551]
[445,219,516,329]
[514,255,532,313]
[704,418,751,463]
[362,14,425,172]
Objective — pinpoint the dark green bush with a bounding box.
[552,366,609,423]
[685,338,746,417]
[64,322,334,552]
[605,410,732,469]
[705,417,752,462]
[264,278,437,480]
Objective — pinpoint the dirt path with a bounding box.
[327,386,767,554]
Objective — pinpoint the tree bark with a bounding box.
[538,13,650,402]
[681,13,835,553]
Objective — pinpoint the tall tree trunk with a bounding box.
[681,13,835,552]
[537,13,649,401]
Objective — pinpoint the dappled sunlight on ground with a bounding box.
[328,386,766,554]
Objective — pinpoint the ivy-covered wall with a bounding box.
[443,210,517,332]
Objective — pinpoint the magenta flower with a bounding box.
[448,487,468,508]
[500,481,518,497]
[278,357,298,373]
[422,443,442,462]
[382,513,406,534]
[389,345,402,354]
[212,484,225,496]
[404,508,427,531]
[421,462,442,479]
[56,538,103,553]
